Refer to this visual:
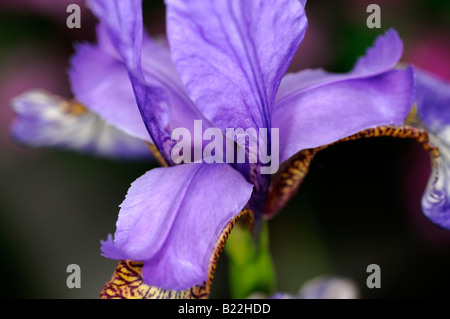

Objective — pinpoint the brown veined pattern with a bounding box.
[100,210,254,299]
[100,260,207,299]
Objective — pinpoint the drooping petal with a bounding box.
[87,0,213,163]
[11,90,152,160]
[273,29,414,162]
[275,68,414,162]
[165,0,307,131]
[414,69,450,229]
[101,209,253,299]
[102,163,253,289]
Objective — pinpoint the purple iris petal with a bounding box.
[275,68,414,162]
[351,28,404,77]
[101,163,253,289]
[166,0,307,131]
[87,0,143,74]
[275,29,404,100]
[165,0,307,214]
[88,0,213,163]
[11,90,152,160]
[69,23,150,142]
[414,69,450,229]
[273,30,414,162]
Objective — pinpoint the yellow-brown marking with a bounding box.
[147,143,169,167]
[100,209,254,299]
[60,100,88,115]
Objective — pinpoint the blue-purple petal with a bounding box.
[274,68,414,162]
[87,0,144,74]
[69,24,150,142]
[88,0,213,163]
[273,30,414,162]
[351,29,403,77]
[166,0,307,131]
[101,163,253,289]
[275,29,405,101]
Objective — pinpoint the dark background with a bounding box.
[0,0,449,298]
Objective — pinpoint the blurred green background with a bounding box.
[0,0,449,298]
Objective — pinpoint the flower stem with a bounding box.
[225,221,275,299]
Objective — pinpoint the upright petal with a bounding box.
[351,29,403,77]
[11,90,152,160]
[69,23,150,142]
[102,163,253,289]
[87,0,144,73]
[166,0,307,131]
[88,0,213,163]
[414,69,450,229]
[273,30,414,162]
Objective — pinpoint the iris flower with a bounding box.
[11,0,419,298]
[88,0,415,295]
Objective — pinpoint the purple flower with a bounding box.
[412,68,450,229]
[11,90,152,160]
[10,0,415,294]
[71,0,414,292]
[269,276,359,299]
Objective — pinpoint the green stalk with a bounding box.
[225,221,275,299]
